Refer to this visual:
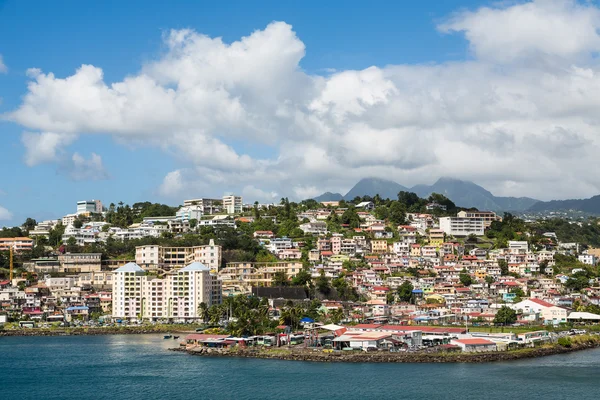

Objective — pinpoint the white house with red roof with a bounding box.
[512,298,568,325]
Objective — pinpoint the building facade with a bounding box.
[135,240,222,271]
[112,262,221,321]
[222,195,243,214]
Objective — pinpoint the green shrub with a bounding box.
[557,337,572,348]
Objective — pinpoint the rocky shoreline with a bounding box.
[174,340,600,363]
[0,327,193,337]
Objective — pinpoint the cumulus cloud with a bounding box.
[0,205,12,221]
[8,2,600,200]
[21,132,77,166]
[242,185,279,203]
[65,152,110,181]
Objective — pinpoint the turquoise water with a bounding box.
[1,334,599,400]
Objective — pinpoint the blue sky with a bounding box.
[2,0,600,227]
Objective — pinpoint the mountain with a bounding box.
[343,178,409,201]
[313,192,344,202]
[312,177,540,212]
[527,195,600,214]
[411,177,539,212]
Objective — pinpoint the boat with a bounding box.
[173,336,180,339]
[163,334,172,339]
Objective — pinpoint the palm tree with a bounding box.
[198,302,209,323]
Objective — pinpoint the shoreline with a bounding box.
[0,326,195,337]
[174,340,600,363]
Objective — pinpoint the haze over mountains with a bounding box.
[313,177,541,212]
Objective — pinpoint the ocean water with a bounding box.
[1,334,599,400]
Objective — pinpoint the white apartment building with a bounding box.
[222,195,243,214]
[183,198,221,215]
[508,241,529,255]
[135,239,222,271]
[62,214,78,226]
[77,200,103,215]
[456,210,500,228]
[579,254,597,265]
[175,205,203,221]
[439,217,485,237]
[113,262,222,321]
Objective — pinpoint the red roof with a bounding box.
[352,324,383,329]
[528,298,555,308]
[454,339,495,345]
[372,286,389,292]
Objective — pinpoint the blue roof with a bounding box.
[114,262,145,273]
[412,289,423,293]
[180,262,210,272]
[66,306,89,311]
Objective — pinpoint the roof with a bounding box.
[0,237,32,241]
[114,262,145,273]
[568,311,600,320]
[454,339,495,345]
[180,262,210,272]
[527,298,555,308]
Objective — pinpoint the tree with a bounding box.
[388,201,407,225]
[340,208,361,229]
[459,273,473,287]
[198,302,209,323]
[291,269,312,286]
[316,270,331,296]
[485,276,495,287]
[498,259,509,276]
[493,305,517,325]
[73,219,83,229]
[271,271,289,287]
[397,281,414,302]
[22,218,37,232]
[386,291,395,304]
[539,260,549,275]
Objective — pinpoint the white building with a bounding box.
[222,195,243,214]
[183,198,221,215]
[578,254,596,265]
[176,205,203,221]
[439,217,485,237]
[77,200,103,215]
[112,262,221,321]
[299,222,328,235]
[135,240,222,271]
[508,241,529,255]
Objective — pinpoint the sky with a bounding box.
[2,0,600,227]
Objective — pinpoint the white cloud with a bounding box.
[66,152,109,181]
[0,54,7,73]
[0,205,12,221]
[8,3,600,201]
[21,132,77,166]
[438,0,600,64]
[242,185,279,203]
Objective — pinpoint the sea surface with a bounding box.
[1,334,599,400]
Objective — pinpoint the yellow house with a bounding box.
[410,244,421,257]
[371,240,388,253]
[428,229,445,247]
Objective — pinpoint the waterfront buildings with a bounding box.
[112,262,221,321]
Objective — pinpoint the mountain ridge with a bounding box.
[313,177,540,212]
